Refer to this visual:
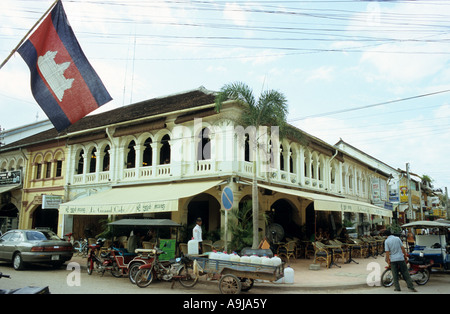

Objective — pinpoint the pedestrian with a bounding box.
[192,217,203,253]
[384,229,417,292]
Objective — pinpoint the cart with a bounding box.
[191,256,284,294]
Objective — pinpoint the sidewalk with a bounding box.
[70,254,385,290]
[261,256,382,290]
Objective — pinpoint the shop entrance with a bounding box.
[187,193,221,242]
[0,203,19,233]
[32,205,58,232]
[268,199,301,240]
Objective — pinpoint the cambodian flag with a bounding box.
[18,0,112,132]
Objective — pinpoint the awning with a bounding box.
[108,219,181,228]
[59,180,223,215]
[258,183,392,218]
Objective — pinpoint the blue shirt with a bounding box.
[384,235,405,262]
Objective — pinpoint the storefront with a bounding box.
[58,180,224,239]
[258,182,392,238]
[0,170,22,233]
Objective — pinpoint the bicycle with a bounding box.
[135,249,198,289]
[72,237,89,257]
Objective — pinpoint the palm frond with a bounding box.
[215,81,256,113]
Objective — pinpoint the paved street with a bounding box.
[0,258,449,295]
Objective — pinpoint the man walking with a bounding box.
[384,229,417,292]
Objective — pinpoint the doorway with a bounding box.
[32,206,58,233]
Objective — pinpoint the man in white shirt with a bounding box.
[193,217,203,253]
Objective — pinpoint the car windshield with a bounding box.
[26,230,61,241]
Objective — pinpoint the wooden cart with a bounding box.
[191,256,284,294]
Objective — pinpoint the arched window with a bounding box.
[89,148,97,173]
[143,138,152,166]
[77,150,84,175]
[244,134,250,162]
[279,145,285,171]
[127,141,136,169]
[197,128,211,161]
[102,145,110,171]
[289,148,294,174]
[160,135,171,164]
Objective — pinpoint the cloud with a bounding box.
[351,3,450,85]
[294,102,450,188]
[305,66,335,83]
[223,3,248,27]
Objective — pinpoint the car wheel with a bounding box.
[13,253,25,271]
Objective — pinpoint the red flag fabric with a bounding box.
[18,1,112,132]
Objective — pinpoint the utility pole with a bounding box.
[406,163,414,221]
[446,187,449,220]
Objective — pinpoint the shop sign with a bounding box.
[0,170,21,186]
[42,195,63,209]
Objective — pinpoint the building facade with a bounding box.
[0,87,393,245]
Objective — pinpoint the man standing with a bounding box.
[384,230,417,292]
[193,217,203,253]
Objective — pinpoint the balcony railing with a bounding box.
[70,160,335,195]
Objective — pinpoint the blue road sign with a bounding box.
[221,186,234,211]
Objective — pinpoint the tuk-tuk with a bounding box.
[108,218,181,260]
[401,220,450,270]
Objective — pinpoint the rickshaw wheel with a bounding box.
[219,274,241,294]
[111,261,122,278]
[136,268,154,288]
[128,263,143,284]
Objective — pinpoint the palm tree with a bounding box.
[215,82,288,248]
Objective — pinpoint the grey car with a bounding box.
[0,229,73,270]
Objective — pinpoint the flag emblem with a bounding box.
[18,0,112,132]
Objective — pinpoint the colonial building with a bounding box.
[0,149,24,233]
[0,86,392,244]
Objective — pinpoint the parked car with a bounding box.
[0,229,73,270]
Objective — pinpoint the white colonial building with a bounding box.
[1,87,393,245]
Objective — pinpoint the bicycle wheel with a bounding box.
[81,244,89,257]
[178,265,198,288]
[381,268,394,287]
[73,241,82,256]
[135,268,154,288]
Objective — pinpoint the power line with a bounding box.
[288,89,450,122]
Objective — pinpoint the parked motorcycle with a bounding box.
[86,239,116,276]
[134,248,197,288]
[0,272,50,294]
[381,254,434,287]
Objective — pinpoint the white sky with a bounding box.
[1,0,450,191]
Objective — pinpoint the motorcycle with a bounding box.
[134,248,197,288]
[381,254,434,287]
[86,239,116,276]
[0,272,50,294]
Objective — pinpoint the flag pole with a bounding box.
[0,0,60,70]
